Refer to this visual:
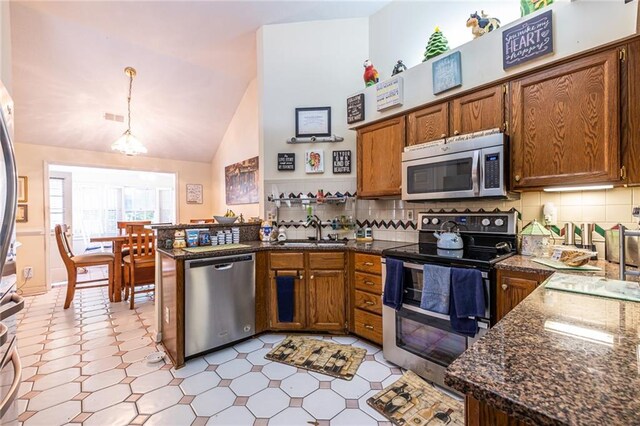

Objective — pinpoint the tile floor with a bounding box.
[15,283,402,425]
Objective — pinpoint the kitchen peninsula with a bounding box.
[445,262,640,425]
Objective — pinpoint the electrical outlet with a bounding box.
[406,210,415,221]
[165,307,170,324]
[23,267,33,279]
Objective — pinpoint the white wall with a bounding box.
[357,0,639,126]
[258,17,369,181]
[0,1,12,91]
[210,79,260,219]
[369,1,520,80]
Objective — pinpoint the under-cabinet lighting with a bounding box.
[544,320,614,347]
[543,185,614,193]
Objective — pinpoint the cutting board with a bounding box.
[182,244,250,253]
[531,257,601,271]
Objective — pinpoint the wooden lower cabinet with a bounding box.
[351,253,384,345]
[268,251,347,333]
[354,309,383,344]
[496,269,552,321]
[466,396,529,426]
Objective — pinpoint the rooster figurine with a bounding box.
[363,59,379,87]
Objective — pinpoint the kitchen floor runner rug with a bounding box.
[264,336,366,380]
[367,371,464,426]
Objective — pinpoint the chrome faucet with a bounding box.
[306,215,323,241]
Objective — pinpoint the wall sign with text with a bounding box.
[332,150,351,174]
[347,93,365,124]
[277,153,295,171]
[432,51,462,95]
[376,76,403,111]
[503,10,553,70]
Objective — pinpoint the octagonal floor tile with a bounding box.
[24,401,81,426]
[137,385,184,415]
[229,372,269,397]
[27,382,81,411]
[83,383,132,412]
[280,372,319,398]
[82,369,127,392]
[206,406,255,425]
[303,389,345,420]
[351,340,381,355]
[38,355,81,375]
[145,404,196,426]
[232,338,264,353]
[269,407,316,425]
[358,390,387,422]
[82,345,119,362]
[331,374,372,399]
[331,408,377,425]
[261,361,296,380]
[356,361,392,383]
[82,356,123,376]
[125,359,164,377]
[32,367,81,391]
[246,388,289,418]
[130,370,173,394]
[171,357,208,378]
[84,402,137,426]
[180,371,222,395]
[257,334,286,344]
[245,348,271,366]
[41,345,81,361]
[215,359,252,380]
[191,387,236,417]
[204,347,238,365]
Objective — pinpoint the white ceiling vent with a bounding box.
[103,113,124,122]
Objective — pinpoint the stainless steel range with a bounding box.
[381,210,518,392]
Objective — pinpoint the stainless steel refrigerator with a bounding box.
[0,80,24,425]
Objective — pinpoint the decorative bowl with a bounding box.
[214,216,238,225]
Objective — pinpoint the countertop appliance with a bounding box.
[0,80,23,425]
[402,132,515,201]
[185,254,256,358]
[381,210,518,393]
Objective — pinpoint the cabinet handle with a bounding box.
[453,130,460,136]
[363,262,374,266]
[364,301,375,306]
[440,133,446,138]
[364,324,374,330]
[514,175,521,182]
[364,281,375,286]
[299,275,304,280]
[502,284,508,291]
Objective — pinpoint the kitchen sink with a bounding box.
[276,240,347,247]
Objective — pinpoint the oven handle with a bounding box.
[399,261,488,279]
[0,293,24,321]
[401,303,489,328]
[0,339,21,419]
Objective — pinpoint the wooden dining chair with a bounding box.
[54,224,115,309]
[189,219,214,224]
[117,220,152,235]
[123,224,156,309]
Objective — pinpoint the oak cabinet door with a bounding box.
[269,270,306,330]
[496,270,551,321]
[510,49,620,189]
[622,41,640,185]
[407,102,449,146]
[307,270,346,331]
[450,85,505,136]
[357,117,405,198]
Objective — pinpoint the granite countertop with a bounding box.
[158,239,411,260]
[151,222,260,230]
[496,254,628,280]
[445,273,640,425]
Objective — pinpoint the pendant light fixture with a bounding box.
[111,66,147,156]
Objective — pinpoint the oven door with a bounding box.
[402,149,479,201]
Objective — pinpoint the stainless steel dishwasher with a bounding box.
[185,253,255,357]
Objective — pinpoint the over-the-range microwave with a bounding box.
[402,132,517,201]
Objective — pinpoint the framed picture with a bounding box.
[16,205,27,223]
[277,153,295,171]
[332,150,352,174]
[295,107,331,137]
[186,184,203,204]
[225,156,259,205]
[433,51,462,95]
[18,176,28,203]
[305,150,324,174]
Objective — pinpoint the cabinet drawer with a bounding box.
[270,253,304,270]
[354,272,382,295]
[308,252,345,270]
[354,290,382,315]
[354,253,381,275]
[354,309,383,345]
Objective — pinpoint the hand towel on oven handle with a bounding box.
[275,275,295,322]
[383,258,404,310]
[450,268,485,337]
[420,264,451,314]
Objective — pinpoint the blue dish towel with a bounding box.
[276,276,295,322]
[383,258,404,310]
[450,268,485,337]
[420,264,451,314]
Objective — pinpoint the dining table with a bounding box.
[89,234,128,302]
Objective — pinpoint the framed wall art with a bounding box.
[295,107,331,137]
[18,176,28,203]
[16,205,27,223]
[225,156,259,205]
[186,184,203,204]
[332,150,351,174]
[305,150,324,174]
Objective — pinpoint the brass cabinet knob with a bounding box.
[310,275,314,280]
[440,133,446,138]
[365,301,375,306]
[299,275,304,280]
[364,281,374,286]
[502,284,508,291]
[364,324,374,330]
[364,262,374,266]
[514,175,521,182]
[453,130,460,135]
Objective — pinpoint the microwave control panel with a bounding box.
[484,153,501,189]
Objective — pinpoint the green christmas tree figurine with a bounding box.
[423,26,450,62]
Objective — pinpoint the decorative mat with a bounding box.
[182,244,250,253]
[367,371,464,426]
[264,336,366,380]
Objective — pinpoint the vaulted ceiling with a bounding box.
[10,1,389,162]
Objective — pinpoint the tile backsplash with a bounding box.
[265,178,640,259]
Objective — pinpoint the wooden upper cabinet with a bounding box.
[622,41,640,185]
[307,269,346,331]
[510,49,621,189]
[357,116,405,198]
[407,102,449,146]
[450,85,505,136]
